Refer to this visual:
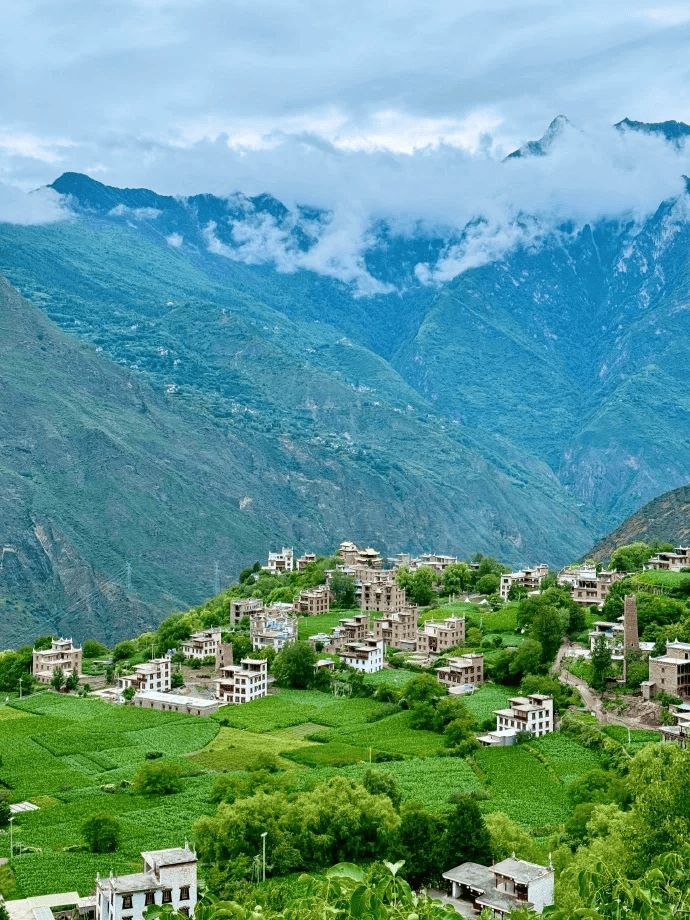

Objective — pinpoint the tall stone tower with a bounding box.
[622,594,639,683]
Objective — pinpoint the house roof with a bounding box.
[476,888,534,914]
[492,856,552,883]
[142,846,197,865]
[442,862,494,891]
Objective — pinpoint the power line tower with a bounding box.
[126,561,132,591]
[214,561,220,596]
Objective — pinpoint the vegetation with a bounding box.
[81,814,121,853]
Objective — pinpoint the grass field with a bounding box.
[363,668,419,687]
[462,685,512,723]
[297,610,361,640]
[635,570,690,589]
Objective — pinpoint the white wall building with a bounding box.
[264,548,294,574]
[250,612,297,651]
[338,638,384,673]
[180,627,222,661]
[32,638,82,684]
[499,564,549,600]
[96,846,197,920]
[214,658,268,704]
[479,695,554,746]
[119,657,172,694]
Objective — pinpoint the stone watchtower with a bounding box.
[622,595,639,682]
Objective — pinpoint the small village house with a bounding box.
[293,584,331,615]
[214,657,268,704]
[479,694,554,746]
[119,657,172,694]
[372,607,419,648]
[499,564,549,600]
[180,627,221,661]
[250,610,298,651]
[32,638,82,684]
[436,654,484,692]
[443,855,554,917]
[95,846,197,920]
[416,616,465,655]
[229,597,264,626]
[338,637,384,673]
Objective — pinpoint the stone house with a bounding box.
[416,616,465,655]
[372,608,419,648]
[338,541,382,568]
[392,552,458,573]
[95,846,197,920]
[119,658,172,695]
[443,856,554,917]
[309,613,371,651]
[293,584,331,615]
[558,565,623,608]
[296,552,317,570]
[647,641,690,700]
[645,547,690,571]
[32,638,82,684]
[338,638,384,673]
[229,597,264,626]
[250,612,297,651]
[499,564,549,600]
[359,580,407,613]
[214,658,268,704]
[436,654,484,692]
[180,628,221,661]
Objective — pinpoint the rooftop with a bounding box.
[142,845,197,866]
[493,856,553,883]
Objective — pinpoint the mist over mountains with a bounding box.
[1,115,690,644]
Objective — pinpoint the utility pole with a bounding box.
[214,561,220,596]
[126,562,132,591]
[261,831,267,882]
[18,677,22,700]
[9,816,14,858]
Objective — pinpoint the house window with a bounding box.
[180,887,190,901]
[145,892,155,905]
[162,890,173,903]
[180,909,190,917]
[122,896,133,910]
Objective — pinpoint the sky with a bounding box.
[2,0,690,283]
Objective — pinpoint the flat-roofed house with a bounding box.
[499,564,549,600]
[436,654,484,692]
[32,638,82,684]
[308,613,371,651]
[416,616,465,655]
[360,581,407,612]
[338,638,384,673]
[214,658,268,705]
[372,607,418,648]
[264,548,294,575]
[95,846,197,920]
[250,612,297,651]
[229,597,264,626]
[559,565,623,608]
[119,658,172,694]
[647,641,690,700]
[293,584,331,615]
[479,695,554,746]
[645,548,690,571]
[181,627,221,661]
[443,856,554,917]
[296,552,317,570]
[132,692,219,716]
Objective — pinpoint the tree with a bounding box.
[442,563,471,596]
[171,671,184,688]
[609,542,653,573]
[0,796,11,828]
[508,583,529,601]
[475,574,500,596]
[624,647,649,691]
[112,640,135,661]
[485,811,537,861]
[408,567,436,606]
[443,794,492,867]
[229,634,253,661]
[122,686,136,701]
[590,635,612,692]
[329,572,357,608]
[509,639,543,678]
[33,635,54,651]
[396,803,445,888]
[530,605,564,662]
[82,639,109,658]
[133,761,183,796]
[272,641,317,689]
[65,670,79,692]
[402,673,444,706]
[362,769,401,811]
[50,666,65,691]
[81,814,121,852]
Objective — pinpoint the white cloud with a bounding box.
[166,231,183,247]
[0,183,69,224]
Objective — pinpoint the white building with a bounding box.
[32,638,82,684]
[479,694,554,746]
[264,547,294,574]
[443,856,554,917]
[499,564,549,600]
[338,638,384,673]
[119,657,172,694]
[180,627,222,661]
[96,846,197,920]
[132,692,219,716]
[215,658,268,704]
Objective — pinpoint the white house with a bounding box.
[119,657,172,694]
[180,628,222,661]
[214,658,268,704]
[338,638,384,673]
[479,695,554,746]
[96,846,197,920]
[443,856,554,916]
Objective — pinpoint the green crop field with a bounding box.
[363,669,419,687]
[297,610,362,640]
[635,570,690,589]
[0,685,603,901]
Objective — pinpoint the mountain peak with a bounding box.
[504,115,571,160]
[614,117,690,149]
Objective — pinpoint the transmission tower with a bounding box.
[214,561,220,596]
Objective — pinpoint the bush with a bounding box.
[171,671,184,688]
[81,814,121,852]
[145,751,164,760]
[0,797,10,828]
[133,761,183,795]
[82,640,110,659]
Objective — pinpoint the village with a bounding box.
[4,538,690,920]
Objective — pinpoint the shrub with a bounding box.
[171,671,184,689]
[81,814,121,852]
[82,640,110,659]
[133,761,183,795]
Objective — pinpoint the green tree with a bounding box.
[50,666,65,691]
[171,671,184,689]
[33,635,54,651]
[330,572,357,608]
[409,567,436,606]
[133,761,183,796]
[273,641,317,689]
[81,814,121,852]
[122,686,136,701]
[530,604,565,662]
[509,639,543,677]
[0,796,11,828]
[442,563,471,596]
[64,670,79,692]
[82,639,110,658]
[507,582,529,601]
[362,770,401,811]
[396,803,445,889]
[624,647,649,691]
[402,673,444,706]
[112,640,135,661]
[475,574,500,596]
[230,634,253,661]
[609,541,653,573]
[590,635,612,692]
[485,811,537,861]
[443,794,492,867]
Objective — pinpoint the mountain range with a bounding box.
[1,116,690,644]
